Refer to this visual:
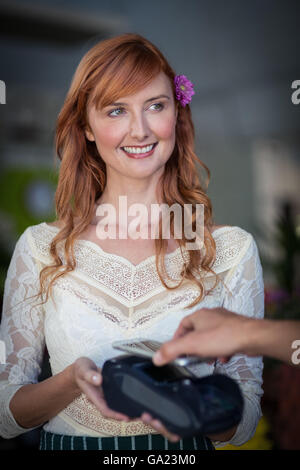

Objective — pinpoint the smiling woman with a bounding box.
[0,33,264,452]
[84,71,177,173]
[52,32,216,290]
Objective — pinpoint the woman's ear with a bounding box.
[85,126,95,142]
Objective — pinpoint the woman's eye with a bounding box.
[150,102,164,111]
[108,108,124,117]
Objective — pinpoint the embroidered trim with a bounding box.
[63,394,159,437]
[30,223,250,302]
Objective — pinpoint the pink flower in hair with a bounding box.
[174,74,195,107]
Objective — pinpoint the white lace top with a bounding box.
[0,223,264,447]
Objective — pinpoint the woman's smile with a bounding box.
[121,142,158,159]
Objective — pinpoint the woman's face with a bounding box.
[85,71,178,180]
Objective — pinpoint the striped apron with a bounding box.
[39,429,215,450]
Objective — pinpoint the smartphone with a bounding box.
[112,338,214,367]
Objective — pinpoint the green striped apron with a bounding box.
[39,429,214,450]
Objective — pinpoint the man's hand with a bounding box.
[152,307,251,366]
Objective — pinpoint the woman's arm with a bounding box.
[9,357,132,429]
[0,228,47,438]
[9,364,80,429]
[0,229,131,438]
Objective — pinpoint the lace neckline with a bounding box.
[41,222,234,269]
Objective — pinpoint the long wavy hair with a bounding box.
[34,33,221,310]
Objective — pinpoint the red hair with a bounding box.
[35,33,220,309]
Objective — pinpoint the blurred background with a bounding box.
[0,0,299,450]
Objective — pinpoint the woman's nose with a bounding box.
[129,112,150,140]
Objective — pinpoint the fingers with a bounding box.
[172,308,212,340]
[87,370,102,385]
[173,316,195,340]
[79,379,105,411]
[100,402,130,421]
[172,326,190,340]
[74,359,134,421]
[75,357,102,382]
[141,413,180,442]
[153,331,201,366]
[80,380,131,421]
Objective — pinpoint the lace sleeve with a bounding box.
[213,232,264,448]
[0,227,45,439]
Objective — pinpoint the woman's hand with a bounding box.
[71,357,135,422]
[140,412,181,443]
[140,412,237,444]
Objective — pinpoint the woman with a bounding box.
[0,33,264,450]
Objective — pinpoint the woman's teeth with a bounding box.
[122,144,155,154]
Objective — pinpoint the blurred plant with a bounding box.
[0,166,58,303]
[264,286,300,321]
[262,200,300,449]
[272,202,300,296]
[264,200,300,323]
[0,167,58,236]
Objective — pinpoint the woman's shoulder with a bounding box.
[30,220,64,237]
[211,224,231,234]
[211,224,252,240]
[211,224,258,272]
[211,224,247,239]
[20,221,62,261]
[45,221,63,229]
[25,220,61,238]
